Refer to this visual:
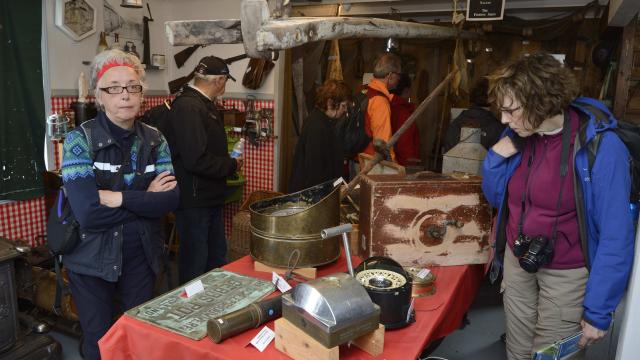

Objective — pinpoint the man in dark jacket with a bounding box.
[164,56,242,284]
[442,78,504,153]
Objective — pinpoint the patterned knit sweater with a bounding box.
[61,113,178,230]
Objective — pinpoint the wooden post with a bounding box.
[614,17,637,119]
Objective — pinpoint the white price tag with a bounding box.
[272,272,292,293]
[416,268,431,279]
[333,177,345,187]
[184,280,204,298]
[250,326,275,352]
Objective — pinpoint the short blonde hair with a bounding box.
[487,53,578,129]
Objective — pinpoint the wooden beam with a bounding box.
[241,0,274,59]
[165,0,479,58]
[609,0,640,27]
[166,17,478,48]
[165,20,242,46]
[614,17,637,119]
[294,0,597,17]
[257,17,478,54]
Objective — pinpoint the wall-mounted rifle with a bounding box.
[142,3,153,66]
[168,53,248,94]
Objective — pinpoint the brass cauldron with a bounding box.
[249,179,341,267]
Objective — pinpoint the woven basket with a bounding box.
[239,190,283,211]
[227,190,283,262]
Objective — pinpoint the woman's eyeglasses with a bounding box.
[99,84,143,94]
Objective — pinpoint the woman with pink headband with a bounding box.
[60,49,179,359]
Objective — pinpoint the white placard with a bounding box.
[272,272,292,293]
[250,326,275,352]
[184,280,204,298]
[466,0,505,21]
[416,268,431,279]
[333,177,345,187]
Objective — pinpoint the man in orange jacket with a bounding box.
[362,53,402,161]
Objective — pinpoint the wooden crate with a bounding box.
[359,172,492,266]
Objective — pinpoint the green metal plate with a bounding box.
[126,269,275,340]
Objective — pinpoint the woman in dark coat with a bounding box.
[289,79,351,192]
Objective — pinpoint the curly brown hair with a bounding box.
[314,79,352,111]
[487,53,579,129]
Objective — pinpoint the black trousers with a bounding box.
[68,242,155,360]
[176,205,227,285]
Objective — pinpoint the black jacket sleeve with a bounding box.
[168,97,237,179]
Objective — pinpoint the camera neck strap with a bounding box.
[517,110,572,243]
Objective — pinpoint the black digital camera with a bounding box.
[513,234,554,273]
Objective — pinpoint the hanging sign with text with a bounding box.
[466,0,505,21]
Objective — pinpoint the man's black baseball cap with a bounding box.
[195,56,236,81]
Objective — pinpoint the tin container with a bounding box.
[249,179,341,268]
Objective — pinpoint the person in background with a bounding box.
[442,78,504,153]
[61,49,179,359]
[390,72,421,166]
[482,53,634,360]
[362,52,402,161]
[289,79,351,192]
[163,56,242,284]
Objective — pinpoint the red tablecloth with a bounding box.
[99,255,484,360]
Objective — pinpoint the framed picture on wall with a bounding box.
[54,0,97,41]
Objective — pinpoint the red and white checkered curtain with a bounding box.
[0,198,46,247]
[220,98,275,238]
[0,95,276,245]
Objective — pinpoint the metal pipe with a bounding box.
[207,295,282,343]
[321,224,354,277]
[320,224,353,238]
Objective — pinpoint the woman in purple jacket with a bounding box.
[482,53,634,360]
